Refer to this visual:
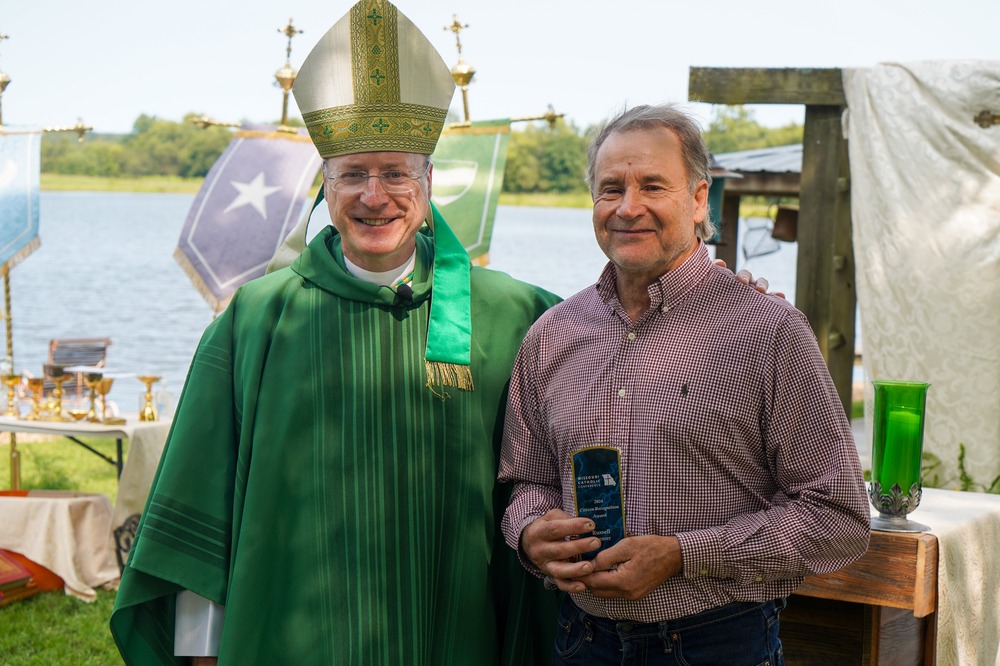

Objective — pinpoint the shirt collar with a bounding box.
[595,240,713,312]
[290,225,432,307]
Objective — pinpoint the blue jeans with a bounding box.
[553,596,786,666]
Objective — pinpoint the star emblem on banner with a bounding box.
[224,172,281,219]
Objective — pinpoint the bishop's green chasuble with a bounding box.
[111,225,561,665]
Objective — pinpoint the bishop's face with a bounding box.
[324,151,432,272]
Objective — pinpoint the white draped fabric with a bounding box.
[843,61,1000,489]
[916,488,1000,666]
[0,491,119,601]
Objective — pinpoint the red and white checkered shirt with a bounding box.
[499,242,870,623]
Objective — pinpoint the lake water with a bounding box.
[7,191,805,410]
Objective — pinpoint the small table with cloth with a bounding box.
[0,490,119,601]
[0,416,171,566]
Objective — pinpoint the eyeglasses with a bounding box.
[325,164,429,194]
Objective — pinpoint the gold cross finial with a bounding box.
[278,18,303,63]
[444,15,469,60]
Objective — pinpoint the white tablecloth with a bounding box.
[902,488,1000,665]
[0,416,171,533]
[0,491,120,601]
[110,421,170,529]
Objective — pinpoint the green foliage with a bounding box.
[40,135,127,178]
[703,105,803,155]
[41,113,233,179]
[955,443,1000,494]
[921,444,1000,494]
[120,113,231,178]
[503,120,589,194]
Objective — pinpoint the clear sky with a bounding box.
[2,0,998,135]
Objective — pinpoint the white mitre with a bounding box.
[293,0,457,158]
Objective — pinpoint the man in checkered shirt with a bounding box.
[499,103,870,665]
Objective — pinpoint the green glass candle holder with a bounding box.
[869,380,931,532]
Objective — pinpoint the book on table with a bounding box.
[0,549,33,592]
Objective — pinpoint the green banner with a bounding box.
[430,119,511,262]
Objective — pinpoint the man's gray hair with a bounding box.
[586,104,716,241]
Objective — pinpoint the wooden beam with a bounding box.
[722,172,801,197]
[689,67,846,106]
[796,104,856,413]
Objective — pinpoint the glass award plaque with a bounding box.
[570,446,625,560]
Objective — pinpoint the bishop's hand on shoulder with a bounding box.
[714,259,787,300]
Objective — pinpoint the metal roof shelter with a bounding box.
[714,143,802,175]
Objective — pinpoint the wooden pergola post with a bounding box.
[689,67,856,414]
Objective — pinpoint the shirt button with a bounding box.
[661,305,669,313]
[754,574,764,582]
[617,388,626,397]
[627,332,636,341]
[699,568,709,576]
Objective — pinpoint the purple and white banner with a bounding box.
[175,127,320,312]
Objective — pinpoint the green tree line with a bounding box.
[40,106,802,188]
[41,113,236,178]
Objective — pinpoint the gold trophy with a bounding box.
[25,377,44,420]
[2,373,21,418]
[43,364,73,421]
[137,374,161,422]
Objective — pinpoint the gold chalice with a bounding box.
[43,364,73,421]
[2,373,22,418]
[26,377,45,421]
[137,374,161,422]
[96,376,126,425]
[84,372,102,422]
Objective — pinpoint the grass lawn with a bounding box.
[41,173,202,194]
[1,436,127,666]
[0,589,121,666]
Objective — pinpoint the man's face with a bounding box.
[591,127,708,287]
[324,151,432,272]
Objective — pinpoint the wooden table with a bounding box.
[781,529,938,665]
[0,490,120,600]
[782,488,1000,664]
